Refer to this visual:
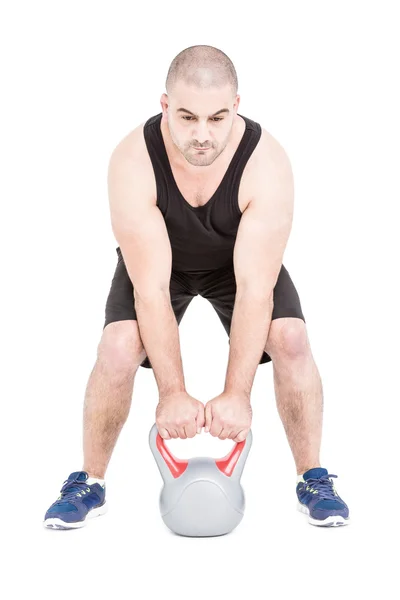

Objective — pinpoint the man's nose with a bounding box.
[193,121,210,144]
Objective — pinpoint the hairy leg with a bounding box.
[82,320,146,478]
[265,318,323,475]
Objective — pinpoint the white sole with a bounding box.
[297,502,350,527]
[44,501,108,530]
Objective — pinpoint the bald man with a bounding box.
[44,45,350,530]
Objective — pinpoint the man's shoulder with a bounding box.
[251,125,291,170]
[246,123,292,178]
[241,123,293,202]
[108,119,157,183]
[108,119,157,202]
[110,120,149,163]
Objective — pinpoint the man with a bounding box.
[44,45,349,530]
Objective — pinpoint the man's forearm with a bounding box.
[135,292,186,396]
[224,291,274,396]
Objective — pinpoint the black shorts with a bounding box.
[104,247,305,369]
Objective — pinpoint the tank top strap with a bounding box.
[143,114,170,213]
[226,114,262,203]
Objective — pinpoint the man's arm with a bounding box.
[107,132,186,396]
[224,139,294,396]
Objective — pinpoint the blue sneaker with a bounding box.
[44,471,107,529]
[296,467,350,527]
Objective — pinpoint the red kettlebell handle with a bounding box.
[156,433,246,478]
[215,440,246,476]
[156,434,188,478]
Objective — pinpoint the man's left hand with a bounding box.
[204,392,252,442]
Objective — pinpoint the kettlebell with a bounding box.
[149,423,253,537]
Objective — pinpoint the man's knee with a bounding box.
[98,320,146,374]
[265,318,309,361]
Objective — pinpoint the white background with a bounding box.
[1,1,399,598]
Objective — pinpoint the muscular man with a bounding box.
[44,45,349,529]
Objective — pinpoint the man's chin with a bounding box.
[184,151,216,167]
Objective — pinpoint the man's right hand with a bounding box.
[156,392,205,439]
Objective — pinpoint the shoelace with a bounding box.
[54,478,92,505]
[302,474,338,500]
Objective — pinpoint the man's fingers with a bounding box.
[196,407,205,434]
[204,403,213,433]
[178,426,188,439]
[169,428,179,439]
[159,427,171,440]
[233,429,248,443]
[210,420,223,438]
[219,428,231,440]
[183,422,197,439]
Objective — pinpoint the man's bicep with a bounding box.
[108,152,172,300]
[114,206,172,300]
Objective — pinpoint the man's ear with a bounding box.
[234,94,240,112]
[160,93,169,116]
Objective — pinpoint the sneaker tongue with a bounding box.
[67,471,88,482]
[303,467,328,480]
[60,471,88,495]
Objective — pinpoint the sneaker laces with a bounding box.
[54,478,92,505]
[303,474,338,500]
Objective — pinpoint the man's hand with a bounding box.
[156,392,205,440]
[204,392,252,442]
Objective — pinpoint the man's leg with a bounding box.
[82,320,146,478]
[87,247,195,476]
[199,264,321,472]
[264,317,323,476]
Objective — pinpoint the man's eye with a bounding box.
[181,116,223,122]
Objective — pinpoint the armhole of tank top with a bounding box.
[141,121,163,211]
[234,121,263,218]
[234,187,244,217]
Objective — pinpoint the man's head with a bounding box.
[161,45,240,167]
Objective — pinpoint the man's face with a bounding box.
[161,82,240,167]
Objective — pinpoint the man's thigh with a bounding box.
[199,263,306,365]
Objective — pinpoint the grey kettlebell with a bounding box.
[149,423,253,537]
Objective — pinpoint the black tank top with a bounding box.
[143,112,262,272]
